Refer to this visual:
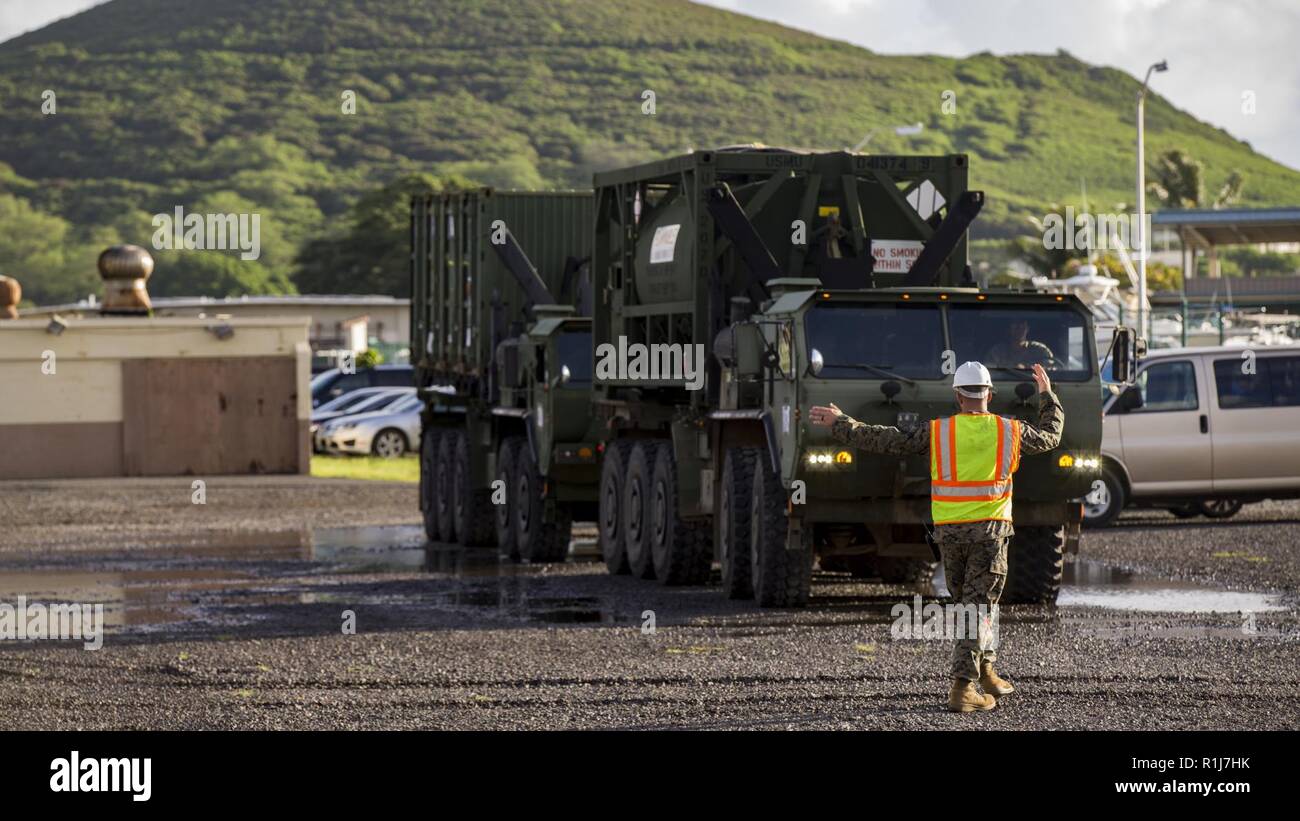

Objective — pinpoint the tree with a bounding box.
[1147,149,1244,209]
[293,173,470,296]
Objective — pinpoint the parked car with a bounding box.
[1084,344,1300,526]
[319,394,423,457]
[310,364,413,408]
[311,388,415,452]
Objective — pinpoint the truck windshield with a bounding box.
[806,303,945,379]
[557,331,592,385]
[946,304,1092,381]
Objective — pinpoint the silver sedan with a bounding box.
[319,394,423,457]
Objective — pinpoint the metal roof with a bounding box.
[1152,207,1300,246]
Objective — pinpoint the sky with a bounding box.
[2,0,1297,169]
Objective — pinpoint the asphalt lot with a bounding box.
[0,477,1297,730]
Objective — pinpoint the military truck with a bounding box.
[586,146,1133,605]
[411,148,1136,605]
[410,189,602,561]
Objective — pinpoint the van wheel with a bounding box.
[1004,525,1065,605]
[434,432,458,543]
[598,441,634,575]
[622,442,662,580]
[648,446,712,585]
[495,438,523,559]
[515,445,571,563]
[718,448,757,599]
[420,429,442,542]
[1198,499,1243,519]
[750,458,812,607]
[453,431,496,547]
[1081,465,1126,528]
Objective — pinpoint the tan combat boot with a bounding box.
[980,662,1015,696]
[948,678,996,712]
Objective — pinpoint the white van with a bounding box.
[1084,344,1300,526]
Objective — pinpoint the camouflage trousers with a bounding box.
[936,533,1008,681]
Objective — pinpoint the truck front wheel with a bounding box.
[649,446,712,585]
[495,438,523,559]
[1004,525,1065,605]
[717,448,756,599]
[515,445,572,563]
[750,458,812,607]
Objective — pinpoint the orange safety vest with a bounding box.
[929,413,1021,525]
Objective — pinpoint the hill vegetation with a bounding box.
[1,0,1297,305]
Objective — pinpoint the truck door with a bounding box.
[1115,357,1212,494]
[1209,352,1300,491]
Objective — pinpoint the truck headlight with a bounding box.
[805,450,853,469]
[1058,453,1100,469]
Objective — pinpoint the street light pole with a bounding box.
[1136,60,1167,343]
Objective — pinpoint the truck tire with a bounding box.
[599,441,634,575]
[649,446,713,585]
[434,431,458,543]
[1004,525,1065,605]
[453,430,496,547]
[1081,465,1126,529]
[420,429,442,542]
[718,448,756,599]
[515,444,572,563]
[622,441,661,580]
[750,457,812,607]
[495,437,523,559]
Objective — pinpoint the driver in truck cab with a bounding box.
[810,361,1064,713]
[985,318,1056,370]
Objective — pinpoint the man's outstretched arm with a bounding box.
[809,403,929,456]
[1019,383,1065,455]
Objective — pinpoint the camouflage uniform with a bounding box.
[831,390,1064,681]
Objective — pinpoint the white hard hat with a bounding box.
[952,361,992,397]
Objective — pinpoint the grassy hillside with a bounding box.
[1,0,1298,304]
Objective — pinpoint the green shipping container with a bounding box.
[410,189,593,395]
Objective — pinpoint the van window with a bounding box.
[1213,358,1271,409]
[1268,356,1300,407]
[1133,360,1198,412]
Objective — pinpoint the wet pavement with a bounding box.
[1,480,1297,730]
[0,521,1290,641]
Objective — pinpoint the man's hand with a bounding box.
[1032,363,1051,394]
[809,403,843,427]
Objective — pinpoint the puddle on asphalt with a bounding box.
[927,558,1285,614]
[0,525,1286,635]
[1058,559,1286,614]
[0,524,611,633]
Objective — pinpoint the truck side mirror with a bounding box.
[732,322,765,378]
[1119,385,1144,412]
[1111,327,1139,385]
[808,348,824,377]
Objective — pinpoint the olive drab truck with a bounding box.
[411,148,1136,606]
[410,189,603,562]
[588,146,1129,605]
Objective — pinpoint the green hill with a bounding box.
[2,0,1298,304]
